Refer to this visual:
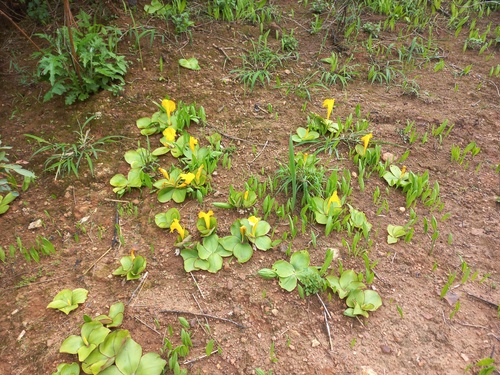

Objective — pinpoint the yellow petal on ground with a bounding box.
[170,219,185,240]
[198,210,214,229]
[322,99,335,120]
[195,165,204,183]
[361,133,373,152]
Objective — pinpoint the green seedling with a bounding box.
[326,269,365,300]
[113,251,147,280]
[47,288,88,315]
[292,127,320,142]
[0,191,19,215]
[258,249,333,296]
[52,362,80,375]
[387,224,406,244]
[347,205,372,239]
[440,272,456,299]
[181,234,232,273]
[396,305,404,318]
[383,165,409,187]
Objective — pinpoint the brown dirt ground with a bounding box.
[0,1,499,375]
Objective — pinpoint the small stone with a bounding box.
[351,171,358,178]
[382,152,395,163]
[240,337,247,343]
[288,344,295,350]
[399,207,406,213]
[311,339,321,348]
[271,309,279,316]
[284,69,291,75]
[132,199,140,205]
[460,353,469,362]
[380,344,392,354]
[28,219,43,230]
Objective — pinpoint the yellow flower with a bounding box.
[195,165,204,183]
[170,219,185,240]
[248,216,260,236]
[243,190,249,200]
[322,99,335,120]
[361,133,373,153]
[198,210,214,229]
[163,127,176,143]
[327,191,341,211]
[162,99,176,125]
[130,249,136,260]
[189,136,198,152]
[179,172,195,187]
[159,167,170,180]
[303,153,308,163]
[401,166,407,175]
[239,225,247,237]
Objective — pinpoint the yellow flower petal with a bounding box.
[159,167,170,180]
[248,216,260,236]
[322,99,335,120]
[195,165,204,183]
[327,191,341,211]
[162,99,176,124]
[189,136,198,152]
[239,225,246,237]
[163,127,176,143]
[130,249,135,260]
[179,173,195,186]
[170,219,185,240]
[360,133,373,152]
[198,210,214,229]
[243,190,249,201]
[401,166,407,175]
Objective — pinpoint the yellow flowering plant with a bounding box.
[196,210,217,237]
[154,208,180,229]
[136,98,206,136]
[154,167,195,203]
[112,250,147,281]
[213,185,257,209]
[355,133,373,156]
[180,234,232,273]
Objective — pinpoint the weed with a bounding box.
[33,12,128,105]
[26,115,122,180]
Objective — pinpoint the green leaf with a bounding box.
[278,275,297,292]
[116,337,142,375]
[60,335,84,354]
[290,250,310,271]
[258,268,278,279]
[273,260,295,278]
[135,352,166,375]
[179,58,200,71]
[233,242,253,263]
[254,235,272,251]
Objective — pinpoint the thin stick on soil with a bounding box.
[212,44,232,62]
[128,271,148,306]
[192,293,209,327]
[83,246,112,275]
[190,272,205,299]
[182,351,219,365]
[158,309,246,329]
[134,316,162,336]
[465,291,499,309]
[317,294,333,351]
[251,140,268,163]
[0,10,42,52]
[454,321,488,330]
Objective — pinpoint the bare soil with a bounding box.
[0,2,499,375]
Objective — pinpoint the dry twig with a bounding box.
[83,246,112,275]
[158,309,245,329]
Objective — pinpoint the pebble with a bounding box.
[311,339,321,347]
[271,309,279,316]
[382,152,395,162]
[28,219,43,229]
[380,344,392,354]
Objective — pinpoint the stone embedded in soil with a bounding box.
[311,339,321,347]
[382,152,395,162]
[28,219,43,229]
[380,344,392,354]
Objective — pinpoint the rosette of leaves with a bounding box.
[112,252,147,280]
[180,234,232,273]
[344,289,382,318]
[218,219,254,263]
[110,147,156,196]
[307,112,339,135]
[292,127,319,143]
[154,167,193,203]
[47,288,88,315]
[383,165,409,187]
[197,211,217,237]
[326,269,366,299]
[154,208,180,229]
[60,320,111,362]
[347,205,372,239]
[240,217,274,251]
[258,249,333,297]
[136,109,169,136]
[387,224,406,244]
[82,331,166,375]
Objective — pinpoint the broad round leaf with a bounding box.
[60,335,84,354]
[272,260,295,278]
[116,338,142,374]
[233,242,253,263]
[290,250,310,271]
[278,275,298,292]
[135,353,167,375]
